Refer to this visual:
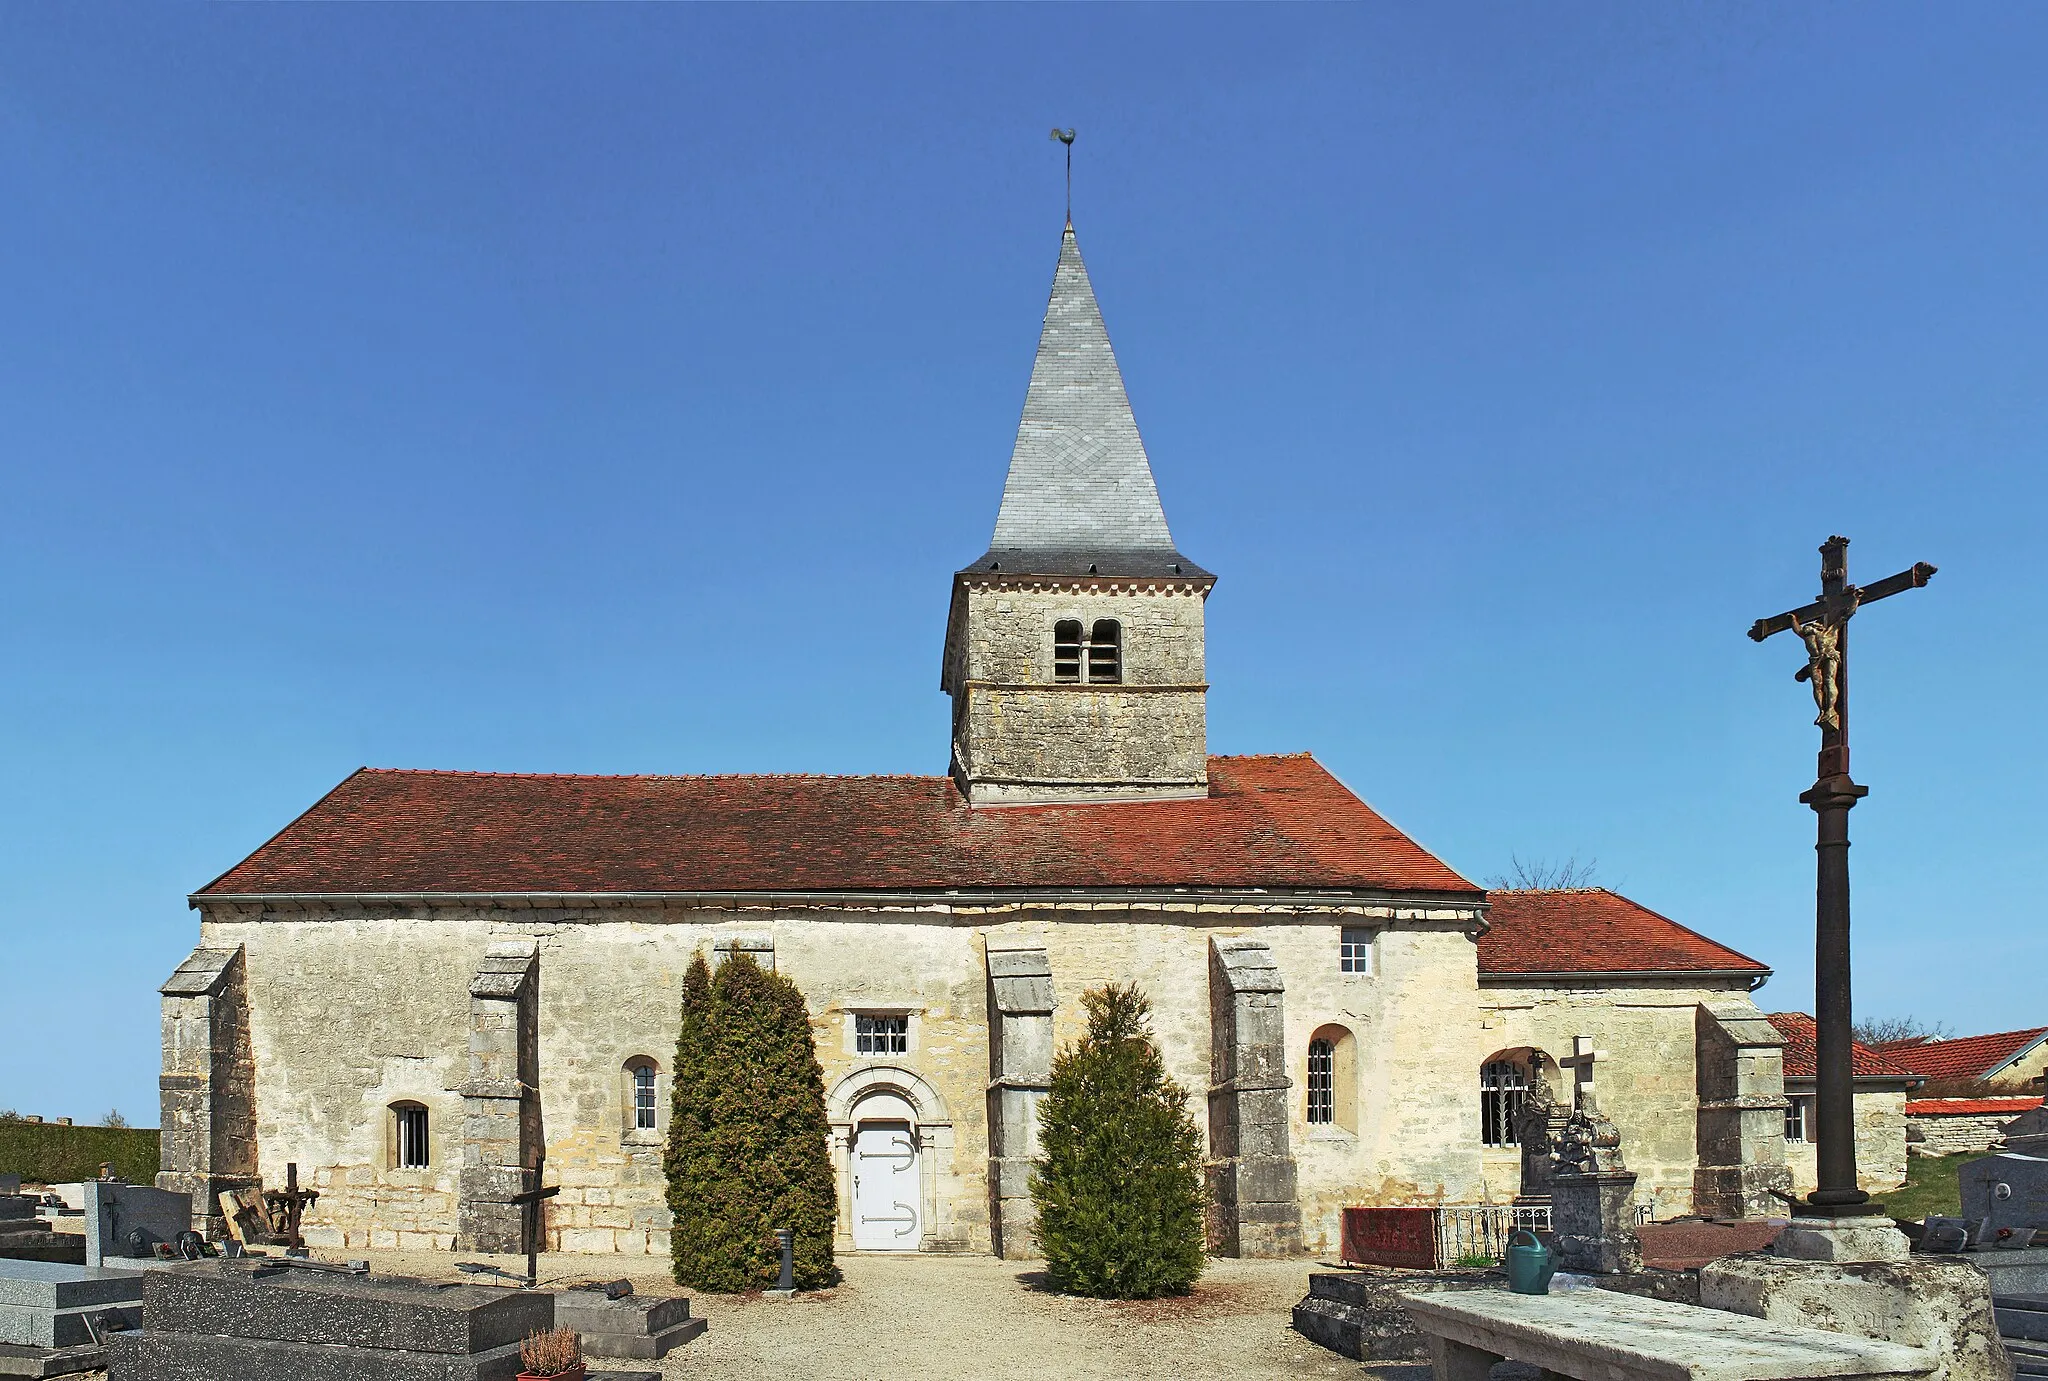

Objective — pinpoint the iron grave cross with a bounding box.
[1749,535,1934,1217]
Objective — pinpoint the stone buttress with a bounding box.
[1206,937,1302,1257]
[984,941,1056,1259]
[458,941,539,1253]
[157,945,258,1239]
[1693,1002,1794,1217]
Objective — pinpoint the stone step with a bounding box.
[578,1315,708,1360]
[1290,1296,1422,1363]
[553,1290,691,1334]
[106,1331,527,1381]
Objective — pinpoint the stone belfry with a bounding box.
[943,223,1213,805]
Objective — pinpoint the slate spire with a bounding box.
[968,224,1208,579]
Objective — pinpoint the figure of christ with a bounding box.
[1788,610,1847,730]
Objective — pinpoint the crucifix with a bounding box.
[509,1152,559,1287]
[262,1162,319,1253]
[1749,534,1934,1217]
[1558,1036,1607,1113]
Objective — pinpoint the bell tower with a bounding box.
[942,223,1213,806]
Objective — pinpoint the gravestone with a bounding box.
[1962,1153,2048,1246]
[1510,1075,1570,1211]
[82,1183,191,1267]
[106,1259,554,1381]
[0,1192,85,1267]
[1547,1046,1641,1275]
[0,1260,145,1351]
[553,1281,706,1360]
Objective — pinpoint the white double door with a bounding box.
[851,1119,922,1251]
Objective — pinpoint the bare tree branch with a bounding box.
[1484,854,1600,891]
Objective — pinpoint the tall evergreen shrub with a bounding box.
[665,952,838,1291]
[1030,983,1207,1298]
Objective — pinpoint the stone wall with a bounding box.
[1909,1107,2039,1157]
[1475,982,1773,1219]
[1784,1088,1909,1194]
[196,896,1485,1258]
[946,580,1210,802]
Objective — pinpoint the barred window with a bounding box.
[1480,1061,1529,1148]
[856,1014,909,1055]
[392,1102,429,1169]
[1307,1039,1335,1124]
[1785,1095,1811,1144]
[1340,927,1373,974]
[633,1064,657,1131]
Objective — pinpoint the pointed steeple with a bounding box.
[968,225,1207,579]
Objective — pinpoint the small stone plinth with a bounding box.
[553,1287,705,1359]
[1552,1170,1641,1275]
[1773,1216,1910,1263]
[1702,1254,2007,1381]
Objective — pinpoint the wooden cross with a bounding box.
[509,1153,559,1287]
[1558,1037,1607,1111]
[1750,535,1934,1217]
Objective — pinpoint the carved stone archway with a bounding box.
[825,1066,955,1252]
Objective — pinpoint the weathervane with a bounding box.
[1050,127,1076,223]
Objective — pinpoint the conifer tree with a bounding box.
[1030,983,1207,1298]
[665,952,839,1291]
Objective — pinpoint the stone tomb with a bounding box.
[107,1259,555,1381]
[81,1184,190,1268]
[0,1197,81,1269]
[0,1260,145,1379]
[553,1282,705,1360]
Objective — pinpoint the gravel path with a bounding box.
[358,1248,1428,1380]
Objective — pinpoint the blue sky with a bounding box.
[2,6,2043,1122]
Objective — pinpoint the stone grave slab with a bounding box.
[82,1183,190,1267]
[106,1259,556,1381]
[554,1283,705,1359]
[0,1261,144,1377]
[1963,1154,2048,1241]
[0,1341,108,1379]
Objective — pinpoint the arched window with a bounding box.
[623,1057,660,1135]
[390,1101,430,1169]
[1086,620,1121,684]
[1305,1024,1358,1133]
[1480,1059,1530,1148]
[1053,620,1083,682]
[1307,1039,1335,1124]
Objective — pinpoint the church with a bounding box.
[156,220,1813,1261]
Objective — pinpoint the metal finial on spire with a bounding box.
[1050,128,1075,223]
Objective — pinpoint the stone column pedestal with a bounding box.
[1772,1216,1910,1263]
[1702,1255,2006,1381]
[1551,1169,1641,1275]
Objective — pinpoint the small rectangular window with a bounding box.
[1480,1061,1528,1148]
[1785,1095,1810,1143]
[1339,927,1373,974]
[1307,1040,1334,1124]
[634,1066,658,1131]
[395,1105,430,1169]
[856,1014,909,1055]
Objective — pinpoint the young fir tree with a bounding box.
[665,952,839,1291]
[1030,983,1207,1298]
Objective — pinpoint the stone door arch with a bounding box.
[826,1067,955,1252]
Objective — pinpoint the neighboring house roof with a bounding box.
[1478,889,1769,980]
[1904,1097,2044,1118]
[195,753,1478,900]
[1874,1027,2048,1083]
[1766,1012,1923,1082]
[963,223,1207,582]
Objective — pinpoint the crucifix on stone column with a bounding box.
[1558,1037,1607,1113]
[1749,535,1934,1218]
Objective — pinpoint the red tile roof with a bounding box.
[196,754,1480,899]
[1904,1097,2044,1118]
[1477,889,1768,978]
[1874,1027,2048,1083]
[1766,1012,1923,1081]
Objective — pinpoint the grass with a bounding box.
[1885,1152,1987,1222]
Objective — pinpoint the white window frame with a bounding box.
[1785,1094,1812,1144]
[633,1064,658,1131]
[1339,927,1374,974]
[855,1013,910,1056]
[393,1103,430,1169]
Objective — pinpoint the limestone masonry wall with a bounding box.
[1785,1089,1909,1194]
[1477,981,1766,1219]
[200,899,1488,1257]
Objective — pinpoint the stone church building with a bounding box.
[158,222,1798,1260]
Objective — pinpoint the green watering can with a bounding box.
[1505,1229,1555,1295]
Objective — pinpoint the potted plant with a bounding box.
[517,1327,584,1381]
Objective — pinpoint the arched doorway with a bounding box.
[850,1092,921,1250]
[826,1066,953,1253]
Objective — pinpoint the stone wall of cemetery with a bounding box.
[1784,1089,1910,1194]
[195,897,1484,1257]
[1476,980,1775,1219]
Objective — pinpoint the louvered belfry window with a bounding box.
[1086,620,1121,683]
[1053,620,1084,682]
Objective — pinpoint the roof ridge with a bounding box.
[1892,1025,2048,1048]
[357,767,951,783]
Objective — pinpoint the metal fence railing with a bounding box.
[1344,1201,1659,1269]
[1436,1204,1550,1265]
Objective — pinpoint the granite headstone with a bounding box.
[82,1182,191,1267]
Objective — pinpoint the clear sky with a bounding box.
[3,6,2043,1124]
